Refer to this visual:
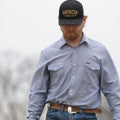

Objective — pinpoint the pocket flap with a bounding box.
[48,63,63,71]
[85,61,100,70]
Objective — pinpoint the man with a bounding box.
[27,0,120,120]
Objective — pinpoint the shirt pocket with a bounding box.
[84,59,100,85]
[48,63,64,86]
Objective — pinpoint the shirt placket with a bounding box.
[68,48,78,104]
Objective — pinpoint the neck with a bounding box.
[65,32,83,48]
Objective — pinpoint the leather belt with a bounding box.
[49,103,101,114]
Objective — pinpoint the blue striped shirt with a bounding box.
[27,33,120,120]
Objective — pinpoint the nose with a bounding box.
[67,25,73,30]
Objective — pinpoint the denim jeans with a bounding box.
[46,108,97,120]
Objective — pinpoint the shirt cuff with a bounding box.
[28,118,38,120]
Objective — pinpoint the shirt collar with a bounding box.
[58,32,89,48]
[57,36,67,48]
[79,32,89,45]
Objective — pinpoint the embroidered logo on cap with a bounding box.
[62,10,78,17]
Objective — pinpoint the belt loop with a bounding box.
[61,104,64,112]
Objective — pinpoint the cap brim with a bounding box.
[59,18,83,26]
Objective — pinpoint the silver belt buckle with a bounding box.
[68,106,77,114]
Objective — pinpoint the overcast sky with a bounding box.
[0,0,120,74]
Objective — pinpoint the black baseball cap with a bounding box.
[59,0,84,26]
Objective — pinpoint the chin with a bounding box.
[67,35,77,40]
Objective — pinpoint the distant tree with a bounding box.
[0,51,38,120]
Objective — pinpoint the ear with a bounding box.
[82,16,88,25]
[82,16,88,27]
[83,16,88,21]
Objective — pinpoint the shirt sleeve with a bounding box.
[27,50,49,120]
[100,47,120,120]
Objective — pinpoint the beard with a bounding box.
[63,30,80,40]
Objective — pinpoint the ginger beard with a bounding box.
[63,30,81,40]
[60,25,83,41]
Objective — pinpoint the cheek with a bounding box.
[77,27,83,33]
[61,28,66,34]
